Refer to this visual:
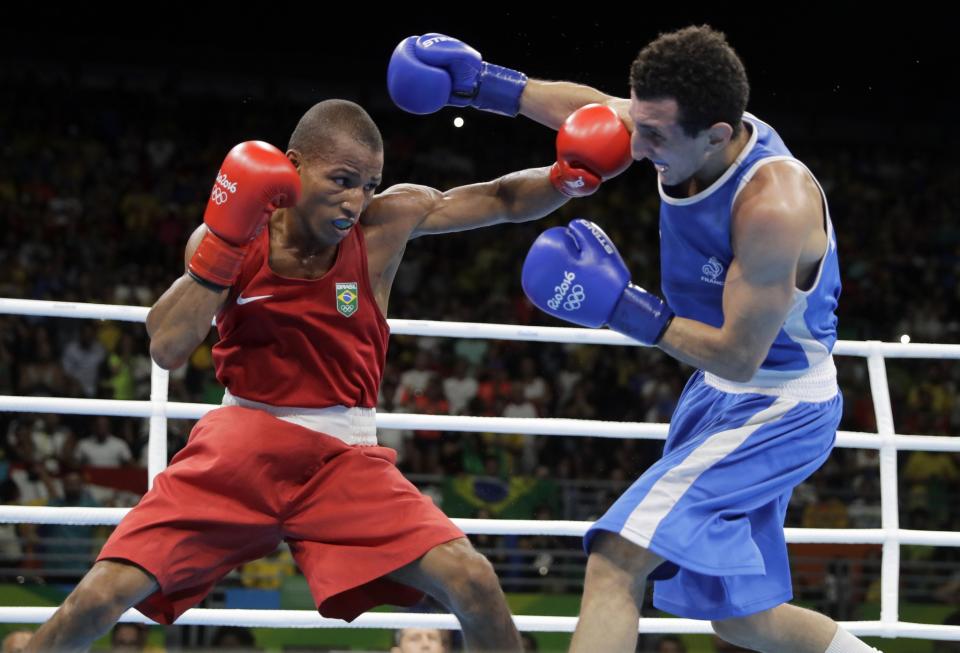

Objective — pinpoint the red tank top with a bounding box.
[212,224,389,407]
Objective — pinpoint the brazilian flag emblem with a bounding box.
[336,282,359,317]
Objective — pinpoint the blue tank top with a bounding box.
[659,113,841,383]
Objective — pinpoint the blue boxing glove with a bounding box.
[387,33,527,116]
[521,220,674,346]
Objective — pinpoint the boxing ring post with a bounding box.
[1,298,960,642]
[867,347,900,636]
[148,363,169,489]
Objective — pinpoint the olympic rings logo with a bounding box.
[211,186,230,206]
[563,285,586,311]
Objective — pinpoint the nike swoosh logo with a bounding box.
[236,293,273,305]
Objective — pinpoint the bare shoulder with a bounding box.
[361,183,441,228]
[359,185,443,302]
[731,160,823,260]
[736,159,820,217]
[360,183,446,255]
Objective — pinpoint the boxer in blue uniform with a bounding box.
[389,25,881,653]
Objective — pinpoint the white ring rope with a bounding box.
[2,396,959,453]
[0,607,954,640]
[1,298,959,642]
[0,606,940,640]
[4,298,960,358]
[1,506,959,549]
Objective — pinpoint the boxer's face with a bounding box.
[392,628,446,653]
[628,92,715,187]
[289,134,383,243]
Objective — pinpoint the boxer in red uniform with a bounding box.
[27,99,631,653]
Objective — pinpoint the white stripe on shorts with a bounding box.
[620,396,798,548]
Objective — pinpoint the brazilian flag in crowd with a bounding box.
[442,474,559,519]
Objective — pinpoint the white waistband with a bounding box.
[704,356,838,403]
[221,389,378,446]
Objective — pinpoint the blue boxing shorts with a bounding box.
[585,368,842,620]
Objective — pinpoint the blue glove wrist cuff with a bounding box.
[608,284,674,346]
[471,62,528,116]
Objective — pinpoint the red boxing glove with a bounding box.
[550,103,632,198]
[188,141,301,289]
[550,159,602,198]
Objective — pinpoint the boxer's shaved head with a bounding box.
[288,99,383,163]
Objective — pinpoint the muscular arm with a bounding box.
[656,166,819,382]
[146,225,228,370]
[520,79,631,132]
[369,166,568,239]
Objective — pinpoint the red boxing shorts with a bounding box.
[97,406,463,624]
